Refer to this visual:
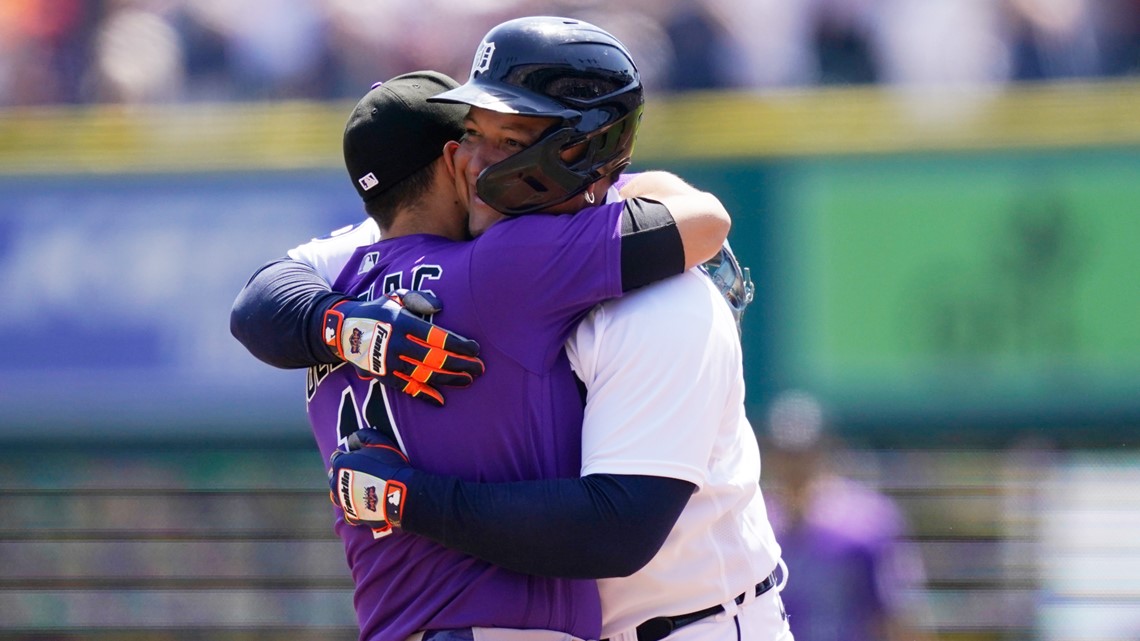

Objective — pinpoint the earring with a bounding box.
[584,190,596,205]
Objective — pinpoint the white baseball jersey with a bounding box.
[565,267,785,639]
[288,218,380,279]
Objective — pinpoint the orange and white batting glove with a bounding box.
[322,290,485,407]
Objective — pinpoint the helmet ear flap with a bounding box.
[475,127,584,215]
[475,105,643,215]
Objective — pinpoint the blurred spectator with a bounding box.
[1,0,1140,108]
[89,1,185,104]
[1100,0,1140,75]
[175,0,337,101]
[811,0,878,85]
[868,0,1013,88]
[704,0,819,87]
[0,0,101,106]
[661,2,736,91]
[762,390,935,641]
[1005,0,1106,80]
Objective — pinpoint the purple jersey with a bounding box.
[769,477,924,641]
[306,204,626,641]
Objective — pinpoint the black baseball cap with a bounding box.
[343,71,467,202]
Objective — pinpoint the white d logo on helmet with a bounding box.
[473,41,495,76]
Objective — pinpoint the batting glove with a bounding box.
[329,429,412,537]
[323,290,485,407]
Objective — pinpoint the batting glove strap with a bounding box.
[332,466,407,531]
[320,297,485,407]
[323,300,393,374]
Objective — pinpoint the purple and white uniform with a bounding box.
[303,204,626,641]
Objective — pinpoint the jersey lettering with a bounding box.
[381,273,403,296]
[373,266,444,297]
[411,264,443,292]
[363,381,400,448]
[307,362,347,401]
[337,386,362,449]
[315,374,403,458]
[375,266,444,322]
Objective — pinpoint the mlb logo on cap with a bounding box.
[358,172,379,192]
[342,71,466,203]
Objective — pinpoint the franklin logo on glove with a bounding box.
[370,324,390,374]
[338,470,358,520]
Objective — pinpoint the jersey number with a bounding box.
[335,381,400,452]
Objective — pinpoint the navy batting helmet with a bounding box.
[430,16,644,215]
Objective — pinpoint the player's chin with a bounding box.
[468,200,506,238]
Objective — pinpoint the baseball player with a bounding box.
[326,17,791,641]
[233,16,789,641]
[232,29,730,641]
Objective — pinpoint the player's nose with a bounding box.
[466,144,502,179]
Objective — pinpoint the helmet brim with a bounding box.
[429,82,577,119]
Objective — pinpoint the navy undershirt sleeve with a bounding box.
[618,197,685,292]
[401,472,695,578]
[229,258,344,369]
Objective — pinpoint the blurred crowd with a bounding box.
[1,0,1139,108]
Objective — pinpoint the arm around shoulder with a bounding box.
[620,171,730,270]
[230,258,344,369]
[400,472,694,578]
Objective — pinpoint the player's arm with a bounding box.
[230,257,344,369]
[329,429,693,578]
[410,472,693,578]
[619,171,729,273]
[230,257,484,406]
[613,172,730,292]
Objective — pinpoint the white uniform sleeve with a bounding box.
[287,218,381,284]
[567,269,742,488]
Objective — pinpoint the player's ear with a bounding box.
[442,140,471,213]
[442,141,460,180]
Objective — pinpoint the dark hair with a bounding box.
[363,157,439,229]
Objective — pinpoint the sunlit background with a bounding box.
[1,1,1138,640]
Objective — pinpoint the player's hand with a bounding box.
[328,430,411,537]
[323,290,485,407]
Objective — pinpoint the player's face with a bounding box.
[446,107,591,237]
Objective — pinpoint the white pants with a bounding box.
[406,584,791,641]
[406,629,588,641]
[650,588,792,641]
